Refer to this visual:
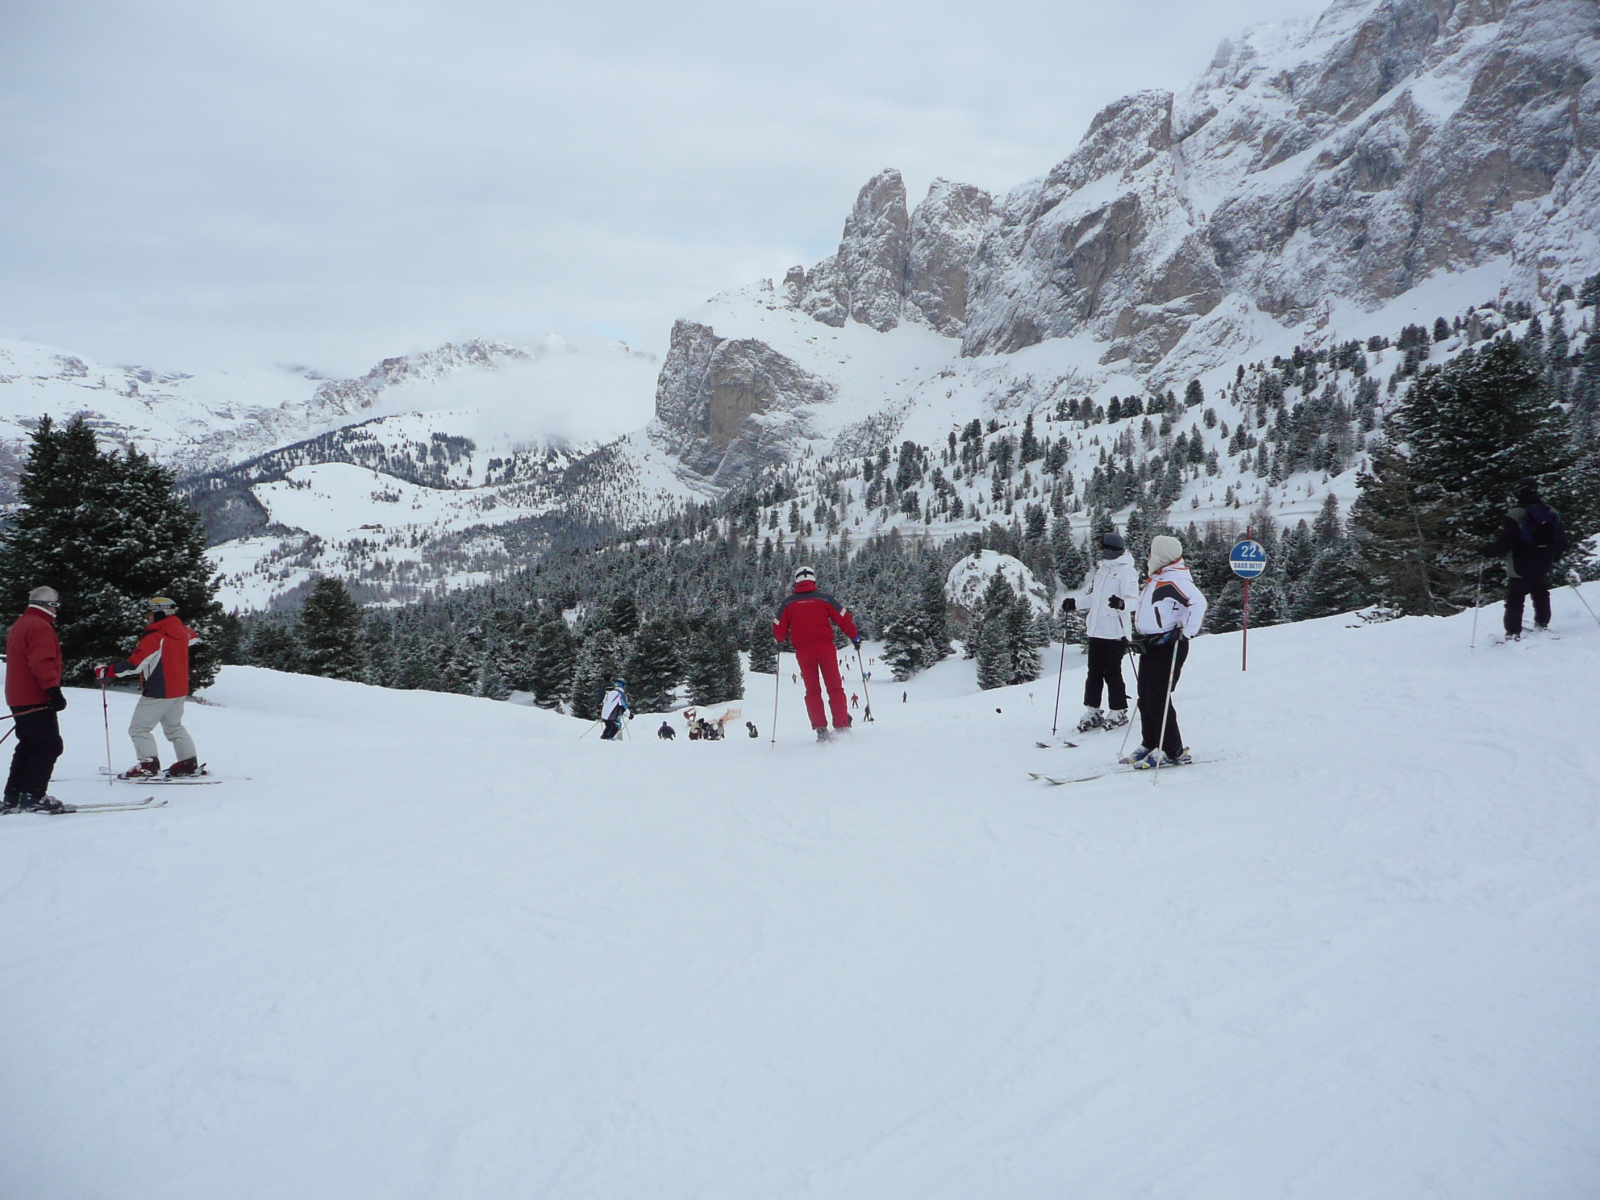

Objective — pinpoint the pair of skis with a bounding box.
[3,795,168,815]
[1028,755,1224,785]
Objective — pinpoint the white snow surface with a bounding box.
[4,592,1599,1198]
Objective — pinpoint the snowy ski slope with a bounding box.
[2,589,1597,1198]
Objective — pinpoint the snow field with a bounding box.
[2,589,1598,1198]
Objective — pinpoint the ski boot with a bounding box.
[16,793,69,813]
[166,757,203,777]
[1119,746,1155,766]
[1075,708,1105,734]
[1,791,22,814]
[119,758,161,779]
[815,727,833,743]
[1102,709,1130,730]
[1133,747,1192,770]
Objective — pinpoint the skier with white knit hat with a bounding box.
[1122,535,1207,769]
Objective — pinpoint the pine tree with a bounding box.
[529,606,577,710]
[570,629,623,720]
[882,604,931,680]
[746,613,779,675]
[247,620,302,673]
[625,617,682,712]
[918,565,952,664]
[682,618,741,705]
[1351,444,1460,614]
[0,415,227,686]
[295,577,367,681]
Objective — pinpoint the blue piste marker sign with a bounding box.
[1229,538,1267,670]
[1229,539,1267,579]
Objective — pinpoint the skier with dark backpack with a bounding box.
[1482,478,1568,639]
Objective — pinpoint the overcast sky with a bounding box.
[0,0,1329,376]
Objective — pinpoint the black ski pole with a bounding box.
[1470,559,1485,651]
[1118,640,1141,760]
[770,651,781,747]
[1151,632,1183,785]
[101,680,115,786]
[1050,598,1075,738]
[855,644,874,722]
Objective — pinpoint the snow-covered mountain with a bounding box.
[646,0,1600,485]
[6,0,1596,610]
[0,337,536,490]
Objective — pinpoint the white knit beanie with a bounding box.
[1148,534,1183,572]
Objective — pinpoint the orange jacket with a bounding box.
[5,605,63,707]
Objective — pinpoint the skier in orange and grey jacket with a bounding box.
[95,596,203,778]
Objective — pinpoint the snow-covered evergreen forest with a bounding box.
[233,285,1600,708]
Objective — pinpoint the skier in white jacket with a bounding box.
[1076,530,1141,732]
[599,679,630,741]
[1123,534,1208,769]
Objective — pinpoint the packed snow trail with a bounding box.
[2,591,1598,1198]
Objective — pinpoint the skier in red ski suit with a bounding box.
[773,566,860,737]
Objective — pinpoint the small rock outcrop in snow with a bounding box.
[945,551,1052,623]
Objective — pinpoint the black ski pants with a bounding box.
[1083,637,1129,710]
[1503,577,1551,635]
[1136,637,1189,759]
[6,707,62,799]
[600,716,623,741]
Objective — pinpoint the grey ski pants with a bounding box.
[129,696,196,763]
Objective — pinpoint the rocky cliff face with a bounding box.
[788,0,1598,366]
[650,0,1599,486]
[651,320,836,485]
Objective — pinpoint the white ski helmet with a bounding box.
[793,565,817,584]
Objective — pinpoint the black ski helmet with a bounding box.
[1101,531,1126,551]
[1515,477,1540,503]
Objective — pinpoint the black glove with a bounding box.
[46,686,67,712]
[1060,597,1077,613]
[1107,596,1125,610]
[851,636,862,648]
[1124,638,1143,655]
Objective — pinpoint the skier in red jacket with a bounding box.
[3,586,70,813]
[773,566,860,742]
[94,597,203,778]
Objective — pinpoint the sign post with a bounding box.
[1228,538,1268,671]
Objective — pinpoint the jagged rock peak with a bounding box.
[800,169,910,331]
[795,170,993,336]
[907,179,993,336]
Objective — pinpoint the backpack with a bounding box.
[1518,504,1560,550]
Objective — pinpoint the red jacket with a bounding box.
[773,580,860,649]
[5,605,63,707]
[112,614,199,699]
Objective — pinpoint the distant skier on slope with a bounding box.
[657,720,675,741]
[773,565,860,742]
[1077,530,1140,733]
[1482,477,1568,640]
[2,586,69,813]
[599,678,630,740]
[95,597,203,778]
[1122,536,1208,770]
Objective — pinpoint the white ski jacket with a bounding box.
[1134,559,1208,642]
[1083,552,1140,640]
[601,687,629,721]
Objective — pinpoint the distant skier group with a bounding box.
[4,589,203,814]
